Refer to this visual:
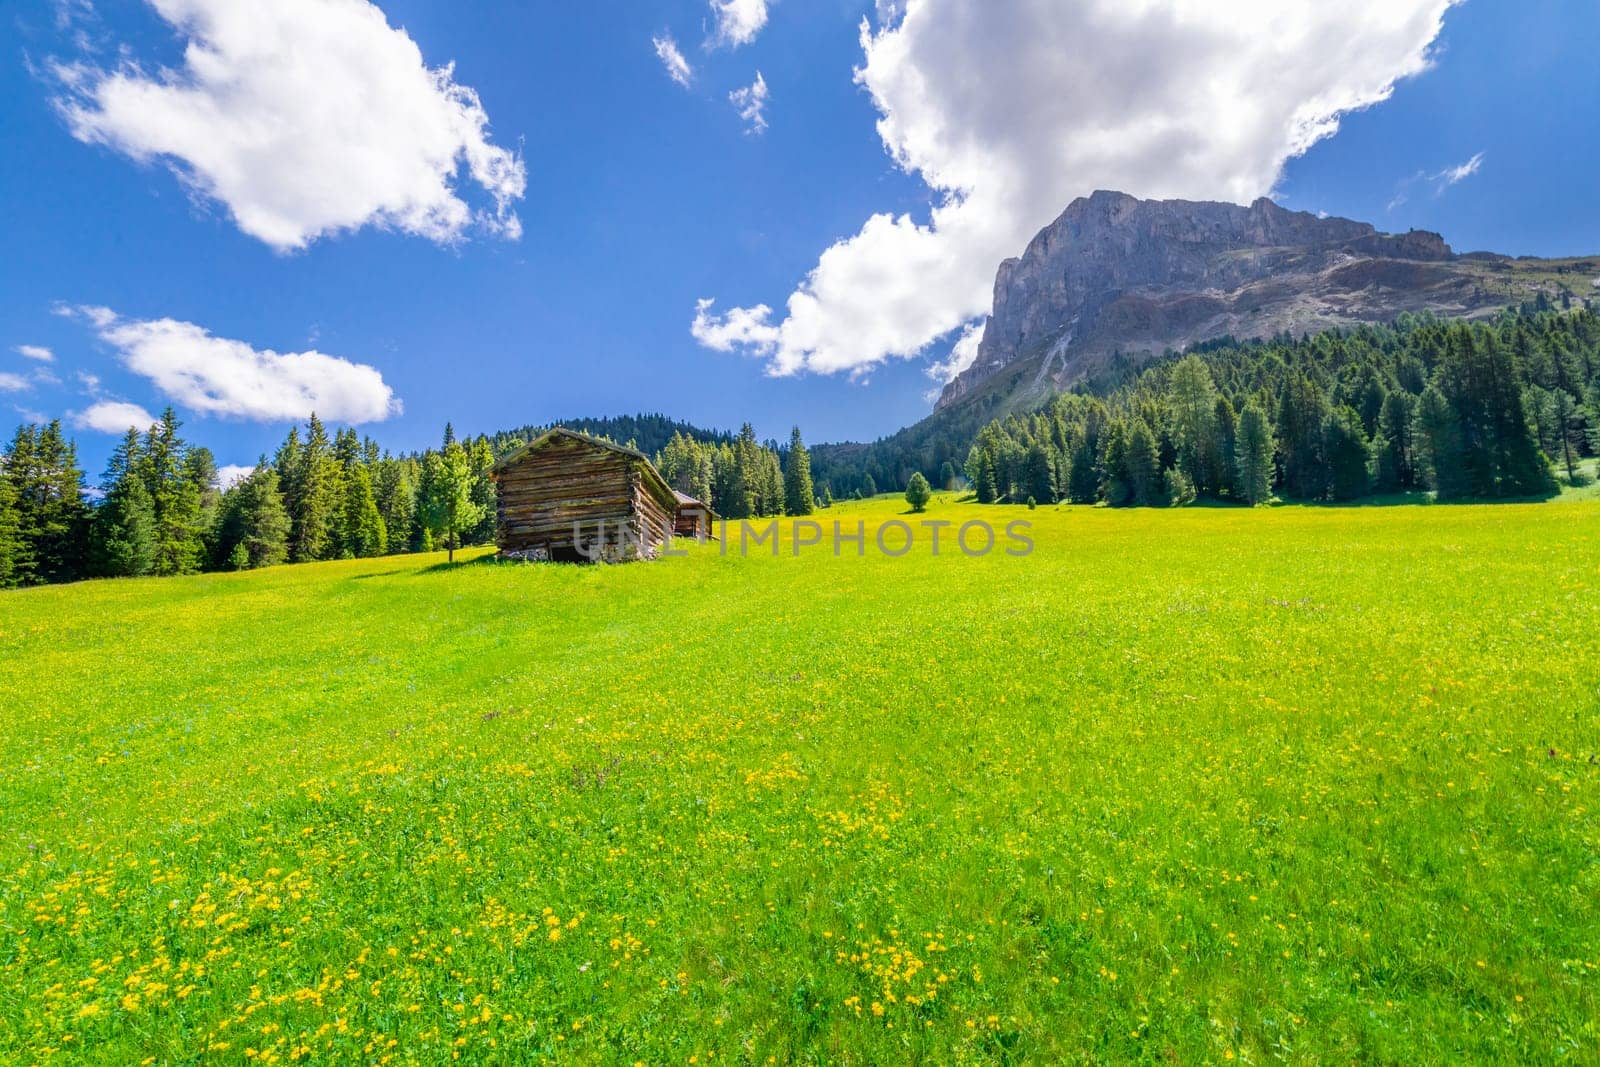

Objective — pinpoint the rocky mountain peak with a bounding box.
[936,192,1490,411]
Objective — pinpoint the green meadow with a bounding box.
[1,497,1597,1064]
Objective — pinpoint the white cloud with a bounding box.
[691,297,779,352]
[925,319,984,385]
[15,344,54,362]
[709,0,769,49]
[216,463,254,489]
[1435,151,1483,186]
[694,0,1459,378]
[0,373,31,393]
[72,400,158,434]
[72,306,399,424]
[13,406,50,425]
[653,34,693,87]
[53,0,525,251]
[1389,149,1484,211]
[729,72,769,134]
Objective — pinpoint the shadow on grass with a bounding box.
[417,552,503,575]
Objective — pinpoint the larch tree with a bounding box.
[420,439,485,563]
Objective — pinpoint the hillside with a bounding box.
[2,498,1598,1061]
[938,191,1600,415]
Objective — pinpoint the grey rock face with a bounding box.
[936,191,1531,411]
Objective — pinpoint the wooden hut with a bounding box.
[493,428,679,562]
[672,490,715,541]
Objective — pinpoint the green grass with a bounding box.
[1,497,1597,1063]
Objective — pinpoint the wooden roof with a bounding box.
[672,489,716,520]
[493,427,677,511]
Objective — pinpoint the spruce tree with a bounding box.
[92,428,157,577]
[1415,385,1468,499]
[0,450,21,588]
[26,421,91,583]
[1023,442,1054,503]
[861,472,877,499]
[290,414,340,562]
[783,426,815,516]
[1235,400,1276,506]
[142,409,204,576]
[340,461,387,558]
[1,424,39,584]
[1124,419,1162,506]
[1322,406,1374,501]
[374,456,420,552]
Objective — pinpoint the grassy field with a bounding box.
[1,497,1597,1063]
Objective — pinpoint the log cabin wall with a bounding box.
[496,435,636,559]
[629,465,676,559]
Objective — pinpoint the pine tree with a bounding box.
[20,421,91,584]
[222,462,291,569]
[1378,391,1417,490]
[340,462,387,558]
[1213,395,1238,498]
[91,428,157,577]
[1124,419,1162,506]
[0,450,22,588]
[939,460,957,491]
[1235,400,1276,506]
[1277,374,1328,499]
[142,409,204,576]
[1,424,39,584]
[374,456,419,552]
[1322,406,1373,501]
[1415,385,1468,498]
[290,414,340,562]
[904,471,932,512]
[783,426,815,516]
[1023,441,1054,503]
[861,472,877,499]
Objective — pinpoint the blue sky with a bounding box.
[2,0,1597,480]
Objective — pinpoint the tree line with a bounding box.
[0,412,834,589]
[655,423,822,518]
[960,307,1599,507]
[0,411,500,588]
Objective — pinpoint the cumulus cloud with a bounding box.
[709,0,769,49]
[216,463,254,489]
[653,34,693,87]
[924,319,984,385]
[71,306,399,424]
[729,72,769,134]
[693,0,1459,379]
[52,0,525,251]
[0,373,31,393]
[15,344,54,362]
[72,400,158,434]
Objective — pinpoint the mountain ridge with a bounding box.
[936,190,1597,413]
